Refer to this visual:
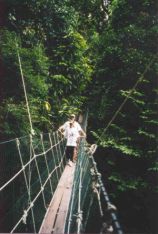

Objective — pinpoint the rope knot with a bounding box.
[40,133,43,140]
[16,138,20,146]
[76,211,83,222]
[22,210,28,224]
[89,144,97,154]
[30,202,34,208]
[107,203,117,211]
[31,129,35,136]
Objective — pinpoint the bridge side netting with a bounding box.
[65,140,102,233]
[65,139,123,234]
[0,131,66,233]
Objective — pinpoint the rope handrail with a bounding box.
[0,131,57,145]
[11,153,65,233]
[0,131,66,233]
[0,135,29,145]
[17,138,37,232]
[88,150,123,234]
[0,132,64,192]
[0,130,123,233]
[16,39,34,135]
[65,139,123,234]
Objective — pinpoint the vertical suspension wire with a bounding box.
[30,135,47,210]
[54,132,63,175]
[83,193,94,230]
[53,132,62,175]
[28,136,33,202]
[60,132,66,157]
[81,173,91,212]
[74,141,83,190]
[79,142,90,208]
[59,133,66,163]
[81,144,89,182]
[95,186,104,217]
[67,182,76,234]
[56,131,64,171]
[40,133,53,194]
[61,133,66,152]
[15,39,34,135]
[77,165,83,234]
[77,140,94,232]
[66,145,81,233]
[16,138,36,233]
[48,133,59,182]
[80,159,92,232]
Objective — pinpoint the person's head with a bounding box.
[69,114,76,123]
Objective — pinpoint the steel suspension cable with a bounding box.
[30,135,47,209]
[15,39,34,135]
[49,133,59,182]
[16,138,37,233]
[77,165,83,234]
[96,57,156,144]
[41,133,53,194]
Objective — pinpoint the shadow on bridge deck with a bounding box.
[39,163,76,234]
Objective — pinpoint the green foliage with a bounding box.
[89,0,157,157]
[109,173,148,192]
[1,0,93,135]
[87,1,157,232]
[148,162,158,172]
[1,0,157,232]
[0,29,51,136]
[0,99,28,137]
[17,45,50,98]
[49,30,92,121]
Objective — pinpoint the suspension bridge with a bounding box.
[0,129,123,233]
[0,51,154,234]
[0,37,124,233]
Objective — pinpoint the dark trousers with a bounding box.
[66,146,77,161]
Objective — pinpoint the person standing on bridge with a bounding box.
[58,114,86,166]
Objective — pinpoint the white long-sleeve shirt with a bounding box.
[61,121,82,147]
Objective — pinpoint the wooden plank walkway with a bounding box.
[39,163,76,234]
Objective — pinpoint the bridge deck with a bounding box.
[39,163,76,234]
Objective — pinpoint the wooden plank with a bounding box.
[39,187,63,234]
[53,165,75,233]
[39,165,70,233]
[39,164,75,234]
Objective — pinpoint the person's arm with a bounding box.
[79,129,86,138]
[58,122,67,135]
[76,122,86,138]
[58,125,64,133]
